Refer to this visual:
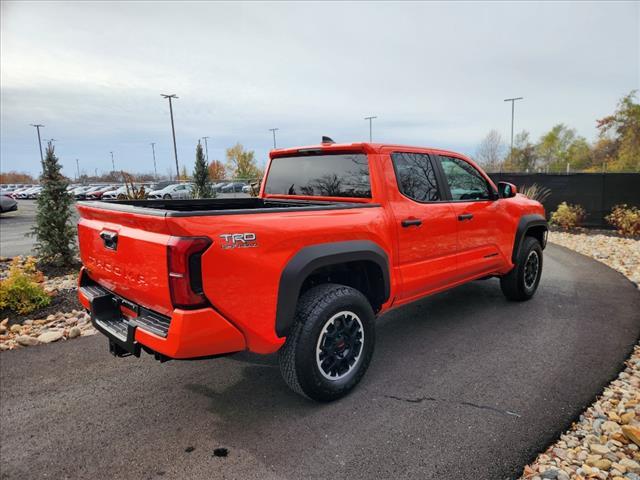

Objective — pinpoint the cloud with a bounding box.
[1,1,638,176]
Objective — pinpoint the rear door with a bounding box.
[385,151,458,301]
[435,155,503,279]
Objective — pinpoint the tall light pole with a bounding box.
[503,97,524,153]
[110,151,115,171]
[150,142,158,180]
[269,128,279,149]
[364,116,377,142]
[30,124,45,163]
[161,94,180,178]
[76,159,80,180]
[201,136,210,162]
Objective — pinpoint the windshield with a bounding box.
[265,154,371,198]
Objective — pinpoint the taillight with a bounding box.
[167,236,212,309]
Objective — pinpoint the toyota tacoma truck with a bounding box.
[77,139,547,401]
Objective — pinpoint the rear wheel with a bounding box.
[500,236,543,301]
[278,283,375,402]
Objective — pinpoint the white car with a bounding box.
[101,186,128,200]
[147,183,193,200]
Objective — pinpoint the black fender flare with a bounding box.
[275,240,390,337]
[512,214,548,262]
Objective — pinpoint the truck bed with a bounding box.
[78,197,377,217]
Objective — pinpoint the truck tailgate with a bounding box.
[77,206,173,316]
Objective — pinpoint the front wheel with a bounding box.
[163,194,172,199]
[500,236,543,301]
[278,283,375,402]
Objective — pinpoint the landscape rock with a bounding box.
[68,326,81,339]
[37,331,63,344]
[16,335,39,346]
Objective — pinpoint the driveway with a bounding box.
[1,245,639,480]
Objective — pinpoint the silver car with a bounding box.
[147,183,193,199]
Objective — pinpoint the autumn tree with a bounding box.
[595,90,640,172]
[504,131,537,172]
[192,142,213,198]
[475,130,505,172]
[225,143,261,180]
[208,160,226,181]
[30,143,76,265]
[0,171,36,184]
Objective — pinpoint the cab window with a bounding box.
[391,152,441,202]
[440,156,491,201]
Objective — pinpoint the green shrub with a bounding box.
[606,204,640,237]
[550,202,586,230]
[0,257,51,314]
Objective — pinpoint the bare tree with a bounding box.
[476,130,505,172]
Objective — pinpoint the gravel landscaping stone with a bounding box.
[521,231,640,480]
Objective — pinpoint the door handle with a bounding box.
[458,213,473,221]
[401,218,422,228]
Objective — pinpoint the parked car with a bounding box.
[86,185,117,200]
[212,182,228,193]
[75,186,103,200]
[220,182,247,193]
[76,140,548,402]
[101,186,128,200]
[146,183,193,199]
[24,186,43,199]
[0,195,17,213]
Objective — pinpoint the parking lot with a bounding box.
[0,195,249,258]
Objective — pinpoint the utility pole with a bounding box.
[269,128,279,149]
[30,124,45,163]
[76,159,80,181]
[110,151,115,171]
[503,97,524,154]
[201,136,210,162]
[161,94,180,178]
[150,142,158,180]
[364,116,377,142]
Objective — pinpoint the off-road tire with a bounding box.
[278,283,375,402]
[500,236,543,301]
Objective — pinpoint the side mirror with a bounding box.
[498,181,517,199]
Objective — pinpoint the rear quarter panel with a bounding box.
[165,206,395,353]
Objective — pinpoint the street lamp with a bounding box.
[150,142,158,180]
[161,94,180,178]
[110,151,115,171]
[269,128,279,149]
[364,116,377,142]
[503,97,524,153]
[201,136,210,162]
[30,124,45,162]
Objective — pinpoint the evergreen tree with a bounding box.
[31,143,76,265]
[192,142,213,198]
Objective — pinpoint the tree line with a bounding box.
[476,91,639,173]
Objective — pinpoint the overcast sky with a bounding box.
[1,1,638,178]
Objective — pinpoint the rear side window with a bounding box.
[265,154,371,198]
[391,152,441,202]
[440,156,491,201]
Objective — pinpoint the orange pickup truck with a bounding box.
[77,139,547,401]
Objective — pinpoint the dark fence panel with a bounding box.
[488,173,640,227]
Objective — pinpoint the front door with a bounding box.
[436,155,502,279]
[386,151,459,301]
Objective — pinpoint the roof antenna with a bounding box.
[322,136,335,144]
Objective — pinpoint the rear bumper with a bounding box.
[78,268,246,360]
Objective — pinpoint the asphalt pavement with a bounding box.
[1,245,639,479]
